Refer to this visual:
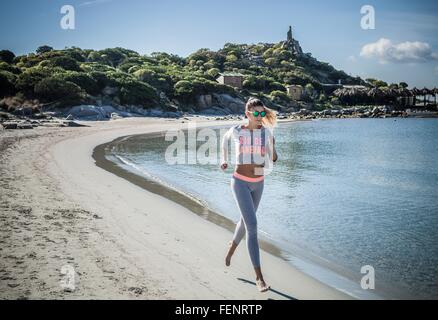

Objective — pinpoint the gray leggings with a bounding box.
[230,175,264,268]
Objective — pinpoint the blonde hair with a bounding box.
[245,97,277,128]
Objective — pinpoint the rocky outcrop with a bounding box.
[2,122,18,129]
[65,105,150,120]
[196,95,213,110]
[12,107,34,117]
[64,104,185,120]
[281,26,304,56]
[0,119,88,129]
[66,105,118,120]
[211,93,245,114]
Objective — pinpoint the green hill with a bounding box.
[0,30,376,115]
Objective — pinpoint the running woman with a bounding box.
[220,97,278,293]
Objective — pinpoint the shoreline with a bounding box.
[93,132,285,259]
[95,124,388,300]
[0,116,355,299]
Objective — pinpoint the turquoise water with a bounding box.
[109,118,438,299]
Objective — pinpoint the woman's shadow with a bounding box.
[237,278,297,300]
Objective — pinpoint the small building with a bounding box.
[216,72,244,89]
[286,85,303,100]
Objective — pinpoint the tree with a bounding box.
[264,58,277,66]
[0,71,17,97]
[98,48,128,67]
[119,80,158,106]
[34,77,85,103]
[36,45,54,55]
[55,71,100,95]
[365,78,388,88]
[206,68,220,78]
[226,54,238,63]
[41,56,81,71]
[133,68,172,94]
[270,90,290,102]
[305,83,314,92]
[174,80,194,97]
[0,61,20,74]
[16,67,59,96]
[0,50,15,64]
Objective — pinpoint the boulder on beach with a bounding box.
[67,105,137,120]
[67,105,110,120]
[17,122,33,129]
[299,108,309,115]
[62,120,89,127]
[110,112,123,120]
[2,122,18,129]
[12,107,33,117]
[148,108,164,117]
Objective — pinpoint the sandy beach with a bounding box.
[0,116,353,300]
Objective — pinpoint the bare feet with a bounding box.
[225,241,236,266]
[256,279,270,292]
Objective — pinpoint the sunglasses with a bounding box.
[252,110,266,117]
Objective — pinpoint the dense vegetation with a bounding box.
[0,42,393,113]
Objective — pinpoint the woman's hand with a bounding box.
[220,162,228,170]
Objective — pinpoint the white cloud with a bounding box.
[360,38,438,64]
[347,55,357,62]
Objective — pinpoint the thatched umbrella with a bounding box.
[397,87,411,97]
[385,87,399,101]
[421,87,433,106]
[333,87,361,105]
[433,87,438,106]
[410,87,421,106]
[353,87,369,104]
[396,87,412,106]
[367,87,384,104]
[333,88,347,98]
[333,87,352,103]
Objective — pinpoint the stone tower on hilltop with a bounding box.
[287,26,293,42]
[282,25,303,56]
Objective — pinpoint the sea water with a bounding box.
[108,118,438,299]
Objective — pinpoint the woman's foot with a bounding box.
[256,279,270,293]
[225,241,236,266]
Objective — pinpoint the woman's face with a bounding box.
[246,106,265,125]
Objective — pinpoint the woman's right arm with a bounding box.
[220,126,233,170]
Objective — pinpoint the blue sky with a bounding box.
[1,0,437,88]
